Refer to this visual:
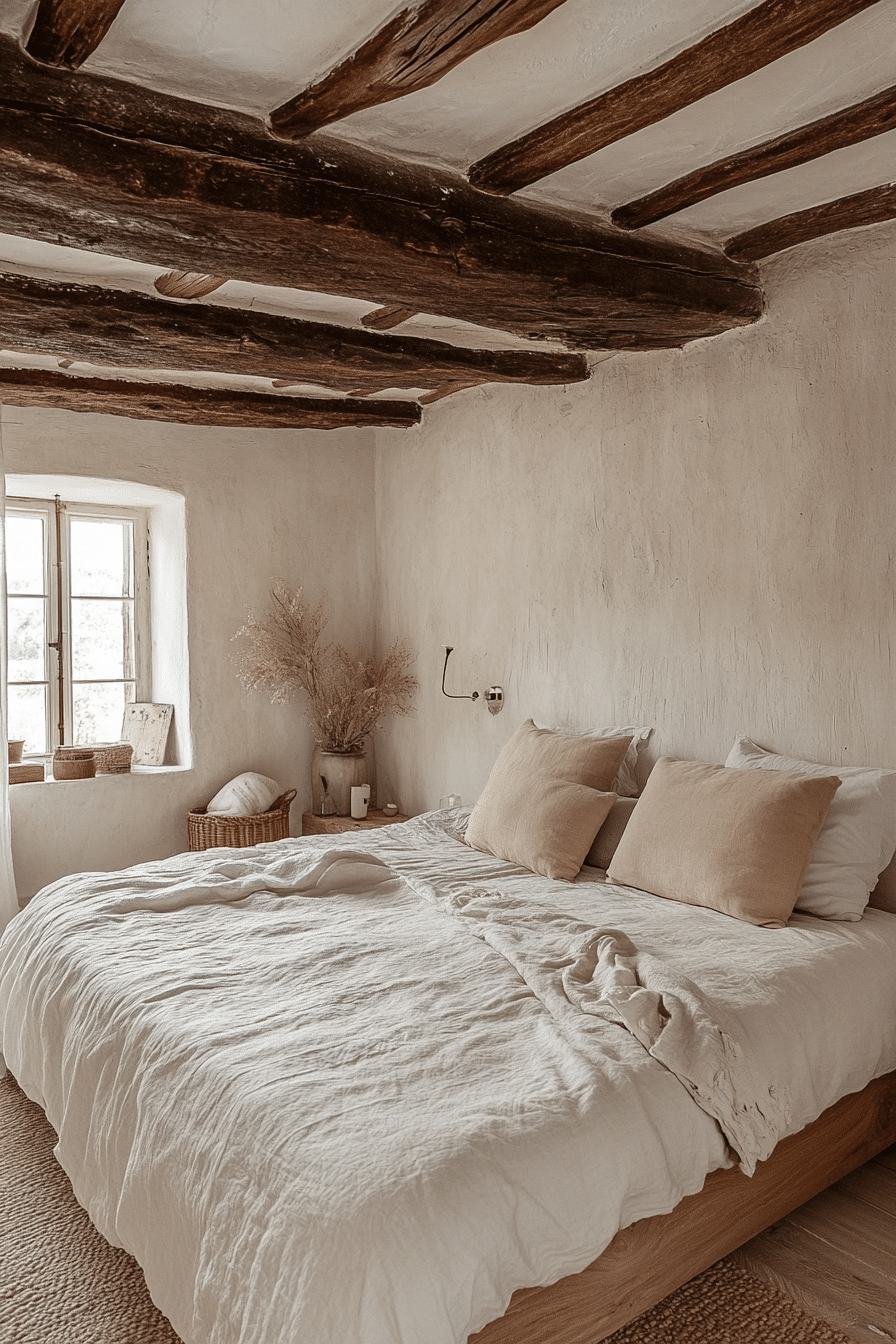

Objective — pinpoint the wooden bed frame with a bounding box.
[471,1069,896,1344]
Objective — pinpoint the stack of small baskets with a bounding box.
[52,742,134,779]
[188,790,296,852]
[52,748,96,780]
[8,739,44,784]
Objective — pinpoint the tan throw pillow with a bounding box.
[585,796,638,870]
[607,757,841,927]
[464,720,631,881]
[725,736,896,921]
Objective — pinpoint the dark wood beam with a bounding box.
[25,0,127,69]
[0,272,590,393]
[0,37,762,351]
[613,85,896,231]
[360,306,418,331]
[469,0,880,195]
[0,368,421,429]
[724,182,896,261]
[269,0,570,140]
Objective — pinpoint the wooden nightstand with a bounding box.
[301,809,410,836]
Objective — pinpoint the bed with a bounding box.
[2,725,896,1344]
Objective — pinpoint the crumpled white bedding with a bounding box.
[2,810,895,1344]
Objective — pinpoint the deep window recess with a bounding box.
[7,496,150,756]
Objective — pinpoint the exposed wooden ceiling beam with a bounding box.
[724,182,896,261]
[0,272,590,393]
[613,85,896,231]
[0,37,762,352]
[468,0,880,196]
[25,0,127,69]
[0,367,421,429]
[269,0,570,140]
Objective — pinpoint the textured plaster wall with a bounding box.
[6,221,895,892]
[373,222,896,816]
[2,408,375,899]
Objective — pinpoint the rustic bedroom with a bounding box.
[0,2,894,1343]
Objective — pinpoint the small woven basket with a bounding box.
[10,763,44,784]
[53,750,96,780]
[187,789,296,852]
[91,742,134,774]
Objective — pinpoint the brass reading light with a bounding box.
[441,647,479,701]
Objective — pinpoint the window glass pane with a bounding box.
[9,685,48,755]
[8,596,48,682]
[6,515,46,594]
[71,599,135,680]
[72,682,134,745]
[70,518,132,598]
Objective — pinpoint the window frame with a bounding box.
[7,495,151,758]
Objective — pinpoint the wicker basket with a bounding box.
[54,742,134,774]
[187,789,296,852]
[91,742,134,774]
[53,750,96,780]
[10,763,44,784]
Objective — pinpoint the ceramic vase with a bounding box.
[311,747,367,817]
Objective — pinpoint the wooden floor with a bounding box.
[730,1141,896,1344]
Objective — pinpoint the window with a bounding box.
[7,497,150,756]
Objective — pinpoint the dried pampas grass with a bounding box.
[232,581,416,752]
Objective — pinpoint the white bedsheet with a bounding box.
[2,810,895,1344]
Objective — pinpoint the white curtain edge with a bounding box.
[0,402,22,934]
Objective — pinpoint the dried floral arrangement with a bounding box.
[232,581,417,753]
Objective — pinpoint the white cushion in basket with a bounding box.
[206,772,281,817]
[724,736,896,921]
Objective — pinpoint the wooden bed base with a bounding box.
[470,1069,896,1344]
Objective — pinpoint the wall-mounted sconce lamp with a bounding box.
[441,646,478,701]
[441,648,503,713]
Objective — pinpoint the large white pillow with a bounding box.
[724,736,896,921]
[206,772,281,816]
[534,724,651,797]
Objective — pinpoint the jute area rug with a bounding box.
[1,1073,853,1344]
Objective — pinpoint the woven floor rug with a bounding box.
[0,1072,853,1344]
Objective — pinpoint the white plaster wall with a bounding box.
[373,221,896,816]
[2,407,376,899]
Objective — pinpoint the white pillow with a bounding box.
[534,724,651,797]
[724,736,896,920]
[206,772,281,816]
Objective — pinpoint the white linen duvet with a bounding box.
[2,810,895,1344]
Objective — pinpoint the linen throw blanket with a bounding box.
[415,880,786,1175]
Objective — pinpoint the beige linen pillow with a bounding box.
[608,757,841,927]
[464,720,630,880]
[725,736,896,920]
[534,723,652,796]
[585,797,638,870]
[870,852,896,915]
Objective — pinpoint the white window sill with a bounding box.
[14,758,191,783]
